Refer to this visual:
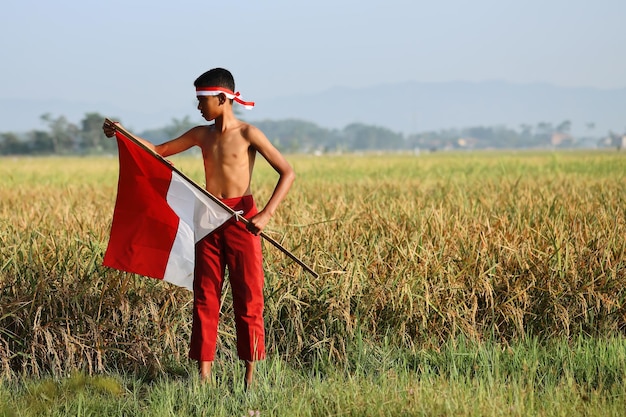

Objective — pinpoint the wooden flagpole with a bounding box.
[105,118,319,278]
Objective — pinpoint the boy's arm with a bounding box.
[102,120,201,157]
[246,125,295,235]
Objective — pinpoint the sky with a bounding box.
[2,0,625,130]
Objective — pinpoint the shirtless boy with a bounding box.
[103,67,295,387]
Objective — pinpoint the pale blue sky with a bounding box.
[2,0,625,129]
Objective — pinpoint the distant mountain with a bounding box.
[1,81,625,136]
[249,81,626,136]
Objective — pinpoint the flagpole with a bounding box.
[105,118,319,279]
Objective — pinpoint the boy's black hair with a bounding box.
[194,68,235,91]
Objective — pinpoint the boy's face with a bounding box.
[196,94,223,121]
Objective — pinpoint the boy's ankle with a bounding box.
[244,376,255,391]
[244,361,255,391]
[199,360,213,383]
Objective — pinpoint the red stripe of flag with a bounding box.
[103,132,180,280]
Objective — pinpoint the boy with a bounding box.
[103,68,295,388]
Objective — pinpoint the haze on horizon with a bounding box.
[2,0,625,132]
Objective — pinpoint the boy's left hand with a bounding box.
[247,211,271,235]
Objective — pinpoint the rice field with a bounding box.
[0,150,625,415]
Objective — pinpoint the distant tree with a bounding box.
[407,128,458,151]
[163,116,197,139]
[40,113,79,154]
[343,123,405,151]
[79,112,110,153]
[536,121,553,135]
[556,120,572,134]
[29,130,55,154]
[253,119,339,153]
[464,126,495,142]
[519,123,533,140]
[139,116,199,146]
[0,132,29,155]
[534,121,554,146]
[1,111,598,155]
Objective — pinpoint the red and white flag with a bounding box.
[103,131,234,290]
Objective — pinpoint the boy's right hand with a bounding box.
[102,120,119,138]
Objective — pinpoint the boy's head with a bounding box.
[194,68,235,92]
[195,68,255,109]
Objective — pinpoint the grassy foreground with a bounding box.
[1,150,625,414]
[2,336,626,417]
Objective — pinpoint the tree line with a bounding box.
[0,112,615,156]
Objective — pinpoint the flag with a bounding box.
[103,131,234,290]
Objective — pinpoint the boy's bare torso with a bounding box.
[102,78,295,238]
[197,122,257,199]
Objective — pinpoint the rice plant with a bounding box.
[0,151,624,379]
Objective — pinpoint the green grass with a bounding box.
[2,336,626,416]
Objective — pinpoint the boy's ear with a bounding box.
[218,93,226,105]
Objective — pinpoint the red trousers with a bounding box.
[189,195,265,362]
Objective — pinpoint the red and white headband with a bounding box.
[195,86,255,109]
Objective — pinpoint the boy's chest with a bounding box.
[200,134,251,162]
